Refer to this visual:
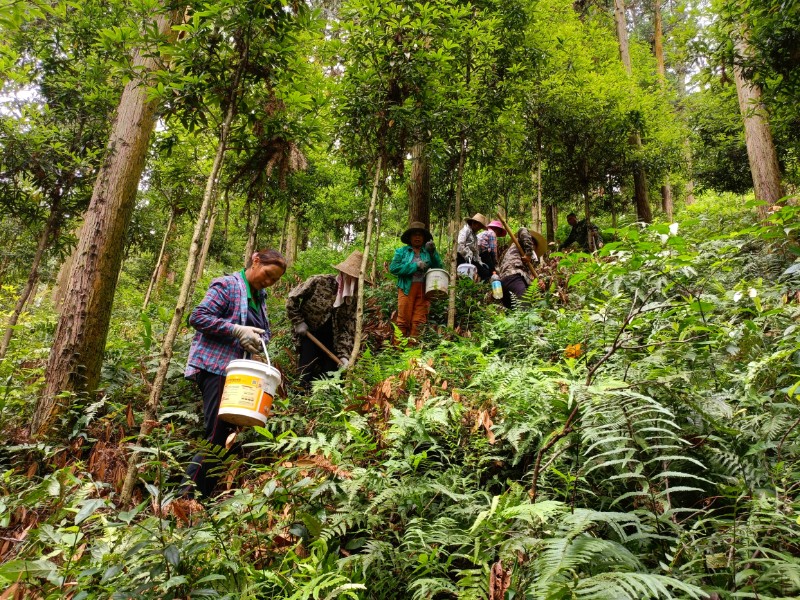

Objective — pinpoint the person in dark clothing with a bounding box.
[559,213,603,252]
[497,227,545,309]
[286,251,362,386]
[183,249,287,498]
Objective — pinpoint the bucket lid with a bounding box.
[227,359,281,378]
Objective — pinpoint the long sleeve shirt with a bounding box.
[498,228,536,285]
[477,229,498,260]
[185,272,271,377]
[457,224,479,263]
[389,245,444,295]
[561,219,592,251]
[286,274,356,360]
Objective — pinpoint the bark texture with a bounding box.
[142,208,176,310]
[408,142,430,228]
[33,8,183,437]
[733,37,783,218]
[654,0,673,220]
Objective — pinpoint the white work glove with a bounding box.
[338,357,350,369]
[415,259,429,272]
[232,325,264,355]
[294,321,309,336]
[424,240,436,254]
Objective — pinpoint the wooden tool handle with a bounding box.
[306,331,344,366]
[496,211,537,277]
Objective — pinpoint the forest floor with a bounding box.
[1,195,800,599]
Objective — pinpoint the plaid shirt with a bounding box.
[477,229,498,260]
[185,272,271,378]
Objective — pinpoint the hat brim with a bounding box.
[529,230,548,256]
[466,219,486,230]
[488,225,507,237]
[400,228,433,245]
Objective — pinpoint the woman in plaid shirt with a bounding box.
[182,249,287,498]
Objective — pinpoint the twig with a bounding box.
[530,402,580,501]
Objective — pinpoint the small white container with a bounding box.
[425,268,450,300]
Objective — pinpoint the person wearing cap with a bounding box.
[390,221,443,341]
[183,248,287,498]
[497,227,546,309]
[286,250,363,386]
[477,219,507,280]
[457,213,491,282]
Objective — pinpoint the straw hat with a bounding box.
[465,213,488,229]
[332,250,365,279]
[529,230,548,256]
[487,220,507,237]
[400,221,433,244]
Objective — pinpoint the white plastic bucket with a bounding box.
[425,268,450,300]
[218,358,281,427]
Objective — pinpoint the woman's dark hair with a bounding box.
[247,248,287,272]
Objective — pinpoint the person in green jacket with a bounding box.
[389,221,443,342]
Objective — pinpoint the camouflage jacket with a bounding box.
[498,228,536,285]
[560,219,601,252]
[286,274,356,359]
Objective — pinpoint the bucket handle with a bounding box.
[243,338,272,369]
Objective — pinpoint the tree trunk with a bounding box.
[371,192,384,282]
[120,89,238,505]
[32,7,183,438]
[0,210,57,359]
[194,208,217,283]
[733,37,783,218]
[142,208,175,310]
[447,137,466,330]
[284,207,299,267]
[348,157,382,365]
[278,203,289,255]
[654,0,673,219]
[535,143,543,233]
[408,142,430,228]
[614,0,652,223]
[546,204,558,245]
[243,194,260,265]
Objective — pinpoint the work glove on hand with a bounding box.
[294,321,309,336]
[415,259,429,272]
[338,357,350,369]
[424,240,436,254]
[232,325,265,355]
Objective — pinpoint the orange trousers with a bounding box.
[396,282,430,341]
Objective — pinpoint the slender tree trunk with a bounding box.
[535,141,543,233]
[222,188,230,244]
[32,7,183,438]
[242,195,260,264]
[614,0,651,223]
[408,142,430,228]
[371,192,384,282]
[284,208,299,267]
[447,136,466,330]
[654,0,673,220]
[194,208,217,283]
[0,229,20,287]
[546,204,558,245]
[348,157,382,365]
[0,210,57,359]
[278,203,289,255]
[733,37,783,218]
[120,89,238,505]
[142,208,175,310]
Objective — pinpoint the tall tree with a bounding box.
[732,35,783,217]
[653,0,674,220]
[32,6,183,436]
[613,0,652,223]
[408,142,431,228]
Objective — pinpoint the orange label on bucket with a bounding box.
[221,374,275,414]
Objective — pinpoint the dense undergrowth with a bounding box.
[1,195,800,599]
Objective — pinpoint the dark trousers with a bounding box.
[298,319,337,386]
[458,254,492,282]
[501,274,530,309]
[183,370,234,498]
[479,250,496,281]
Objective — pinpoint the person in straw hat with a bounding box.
[286,250,363,386]
[497,227,546,309]
[457,213,491,281]
[390,221,443,342]
[477,219,507,280]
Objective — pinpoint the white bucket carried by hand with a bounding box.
[425,268,450,300]
[218,340,281,427]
